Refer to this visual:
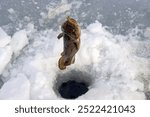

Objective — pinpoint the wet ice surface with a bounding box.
[0,0,150,99]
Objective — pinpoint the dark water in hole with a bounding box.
[58,80,88,99]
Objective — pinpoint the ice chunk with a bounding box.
[0,28,11,47]
[0,46,13,75]
[11,30,29,56]
[7,8,15,14]
[144,27,150,38]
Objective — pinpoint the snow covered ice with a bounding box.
[0,0,150,100]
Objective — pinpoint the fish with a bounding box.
[57,16,81,70]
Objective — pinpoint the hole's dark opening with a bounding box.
[54,70,93,99]
[58,80,89,99]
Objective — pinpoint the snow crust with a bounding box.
[0,21,149,99]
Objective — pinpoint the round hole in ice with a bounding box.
[54,70,93,99]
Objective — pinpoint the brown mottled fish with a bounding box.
[57,16,81,70]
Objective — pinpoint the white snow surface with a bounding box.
[0,74,30,99]
[0,21,149,100]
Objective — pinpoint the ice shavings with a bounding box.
[47,3,71,19]
[0,21,148,99]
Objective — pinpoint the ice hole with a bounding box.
[54,70,93,99]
